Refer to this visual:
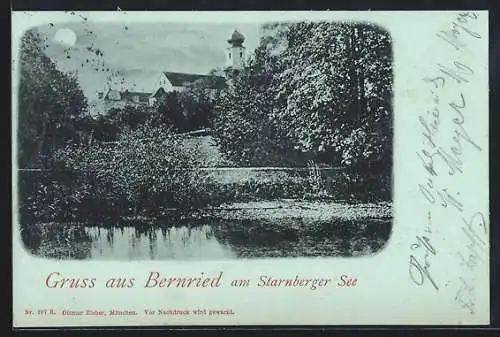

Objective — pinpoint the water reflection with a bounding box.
[84,225,236,260]
[21,223,94,260]
[21,218,391,260]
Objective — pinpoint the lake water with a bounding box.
[22,218,391,260]
[84,225,236,260]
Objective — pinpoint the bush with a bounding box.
[17,170,86,224]
[18,134,391,225]
[50,123,209,220]
[190,168,391,205]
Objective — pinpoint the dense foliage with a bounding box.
[180,78,218,131]
[18,29,89,168]
[213,22,393,169]
[53,123,208,214]
[18,164,390,224]
[213,46,300,166]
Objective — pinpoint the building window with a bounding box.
[229,52,231,59]
[240,52,243,58]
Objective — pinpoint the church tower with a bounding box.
[225,29,246,70]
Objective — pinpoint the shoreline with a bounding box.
[20,200,392,228]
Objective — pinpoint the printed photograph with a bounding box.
[16,19,393,260]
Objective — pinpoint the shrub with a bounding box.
[17,170,87,224]
[51,123,209,219]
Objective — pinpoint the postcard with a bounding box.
[11,10,489,327]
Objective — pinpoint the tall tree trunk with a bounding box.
[356,26,367,122]
[348,26,358,122]
[348,25,367,125]
[37,119,48,166]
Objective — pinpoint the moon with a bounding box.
[54,28,77,46]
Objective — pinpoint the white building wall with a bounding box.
[226,46,246,69]
[154,73,175,92]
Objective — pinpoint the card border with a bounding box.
[8,0,498,333]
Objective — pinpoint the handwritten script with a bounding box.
[410,11,487,316]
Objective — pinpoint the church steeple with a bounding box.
[227,30,245,47]
[225,29,246,70]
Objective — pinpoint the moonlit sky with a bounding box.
[34,22,262,101]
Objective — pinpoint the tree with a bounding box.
[213,21,393,168]
[105,105,151,133]
[180,73,226,131]
[273,22,393,167]
[212,43,299,167]
[55,122,206,213]
[18,29,88,168]
[150,92,187,132]
[81,114,121,143]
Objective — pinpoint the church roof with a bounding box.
[120,90,151,102]
[162,72,210,87]
[162,71,227,89]
[152,87,167,98]
[104,89,151,102]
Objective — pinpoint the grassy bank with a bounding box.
[17,167,391,225]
